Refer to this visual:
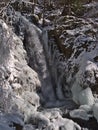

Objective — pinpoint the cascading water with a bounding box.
[21,18,57,104]
[41,27,76,108]
[19,16,75,108]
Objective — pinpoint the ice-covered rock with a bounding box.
[70,109,89,120]
[0,19,41,118]
[71,59,98,105]
[71,82,82,104]
[49,115,81,130]
[48,15,98,105]
[72,86,94,105]
[79,105,92,113]
[79,87,94,105]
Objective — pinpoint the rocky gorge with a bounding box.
[0,0,98,130]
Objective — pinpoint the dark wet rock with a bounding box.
[83,2,98,18]
[10,0,35,14]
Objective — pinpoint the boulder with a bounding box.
[70,109,89,120]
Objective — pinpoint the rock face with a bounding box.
[1,0,98,130]
[48,16,98,101]
[46,5,98,126]
[0,4,81,130]
[0,19,41,113]
[0,18,36,130]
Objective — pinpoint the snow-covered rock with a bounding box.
[79,87,94,105]
[71,86,94,105]
[0,19,41,118]
[70,109,89,121]
[48,15,98,104]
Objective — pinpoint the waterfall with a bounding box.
[2,7,73,107]
[23,23,70,106]
[42,28,71,101]
[21,18,56,103]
